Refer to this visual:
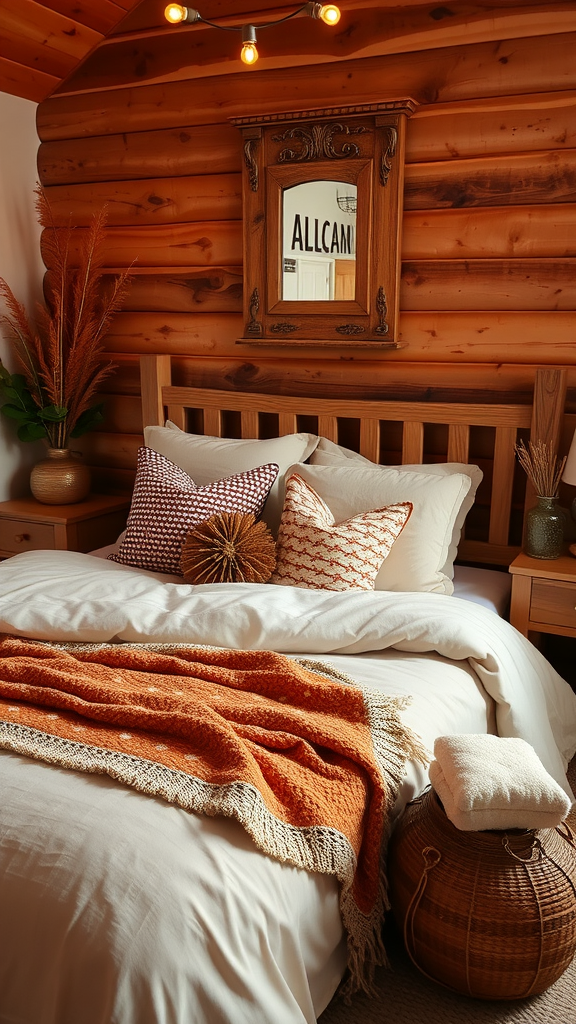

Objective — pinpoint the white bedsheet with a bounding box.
[0,549,574,1024]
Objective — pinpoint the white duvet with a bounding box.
[1,549,575,1024]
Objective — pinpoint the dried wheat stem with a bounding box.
[515,439,566,497]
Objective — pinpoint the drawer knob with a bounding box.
[14,533,30,543]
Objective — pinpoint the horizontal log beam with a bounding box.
[97,259,576,315]
[38,89,576,187]
[41,222,243,268]
[404,148,576,209]
[403,204,576,259]
[40,202,576,274]
[106,268,243,313]
[38,123,241,186]
[407,90,576,162]
[104,351,576,405]
[53,3,576,97]
[401,258,576,310]
[115,0,553,37]
[36,32,576,141]
[43,174,242,226]
[101,309,576,364]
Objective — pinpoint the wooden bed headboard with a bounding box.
[140,355,567,569]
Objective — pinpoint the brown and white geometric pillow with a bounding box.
[109,446,279,575]
[271,472,412,591]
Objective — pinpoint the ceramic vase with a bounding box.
[524,495,564,559]
[30,448,91,505]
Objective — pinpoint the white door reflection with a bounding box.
[282,180,356,301]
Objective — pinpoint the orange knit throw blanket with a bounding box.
[0,634,425,994]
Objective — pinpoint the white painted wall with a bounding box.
[0,92,45,500]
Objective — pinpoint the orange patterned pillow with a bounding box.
[272,472,413,591]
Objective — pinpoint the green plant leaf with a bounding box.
[70,402,105,438]
[0,371,40,412]
[1,403,36,422]
[38,404,68,423]
[17,421,48,442]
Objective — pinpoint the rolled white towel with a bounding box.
[429,734,573,832]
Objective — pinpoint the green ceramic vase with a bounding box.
[524,495,564,559]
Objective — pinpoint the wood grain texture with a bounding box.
[113,0,561,36]
[402,205,576,259]
[404,149,576,209]
[0,54,58,102]
[108,268,243,313]
[100,309,576,364]
[38,124,241,186]
[41,222,243,268]
[407,91,576,162]
[53,3,576,96]
[44,174,242,225]
[401,259,576,310]
[36,31,576,141]
[0,0,141,102]
[165,355,576,403]
[42,1,136,35]
[27,4,576,504]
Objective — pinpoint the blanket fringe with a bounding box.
[0,645,428,997]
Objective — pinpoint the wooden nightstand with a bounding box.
[509,550,576,639]
[0,495,130,559]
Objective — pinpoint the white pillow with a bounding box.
[289,462,472,594]
[310,437,482,579]
[143,422,318,535]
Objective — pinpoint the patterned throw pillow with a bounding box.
[109,447,279,575]
[271,472,412,591]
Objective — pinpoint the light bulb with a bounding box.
[319,4,340,25]
[240,25,258,65]
[164,3,187,23]
[241,42,258,65]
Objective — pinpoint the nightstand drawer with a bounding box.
[531,579,576,630]
[0,518,55,554]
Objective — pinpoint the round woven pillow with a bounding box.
[388,787,576,1000]
[180,511,277,584]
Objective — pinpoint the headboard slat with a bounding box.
[203,408,222,437]
[167,406,186,430]
[402,422,424,464]
[447,424,470,464]
[279,412,298,435]
[241,410,259,438]
[359,419,379,463]
[140,356,567,569]
[489,426,518,546]
[317,416,338,442]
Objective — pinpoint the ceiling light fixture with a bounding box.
[164,3,341,66]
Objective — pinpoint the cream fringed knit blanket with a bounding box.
[0,634,426,995]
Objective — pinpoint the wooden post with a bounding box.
[140,354,172,428]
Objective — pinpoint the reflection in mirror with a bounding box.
[282,180,356,301]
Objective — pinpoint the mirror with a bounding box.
[282,181,357,301]
[231,101,417,347]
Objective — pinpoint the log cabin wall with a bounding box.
[35,0,576,495]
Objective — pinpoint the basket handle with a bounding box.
[502,833,542,863]
[402,845,443,983]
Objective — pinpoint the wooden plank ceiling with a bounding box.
[0,0,143,102]
[3,0,568,103]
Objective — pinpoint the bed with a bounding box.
[0,356,575,1024]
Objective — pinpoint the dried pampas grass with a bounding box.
[181,512,277,584]
[515,438,566,498]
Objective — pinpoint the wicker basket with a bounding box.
[388,787,576,999]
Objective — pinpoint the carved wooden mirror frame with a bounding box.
[231,100,417,348]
